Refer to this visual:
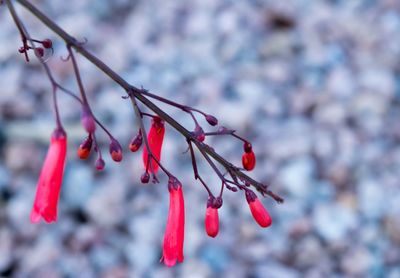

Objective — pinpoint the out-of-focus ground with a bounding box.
[1,0,400,277]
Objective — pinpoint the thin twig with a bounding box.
[187,140,213,196]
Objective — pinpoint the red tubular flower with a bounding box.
[205,196,219,238]
[245,190,272,228]
[30,129,67,223]
[242,142,256,171]
[242,151,256,171]
[143,117,165,173]
[161,177,185,267]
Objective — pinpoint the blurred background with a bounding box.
[1,0,400,277]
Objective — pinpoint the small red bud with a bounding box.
[129,131,143,152]
[194,125,205,142]
[245,191,272,228]
[141,172,150,183]
[18,46,26,53]
[77,135,93,159]
[205,114,218,126]
[205,206,219,238]
[35,47,44,58]
[242,151,256,171]
[42,39,53,49]
[109,139,123,162]
[95,158,105,171]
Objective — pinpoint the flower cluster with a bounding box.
[18,38,53,62]
[6,1,284,268]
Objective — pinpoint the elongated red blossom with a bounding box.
[205,196,219,238]
[161,177,185,267]
[143,116,165,173]
[246,190,272,228]
[30,128,67,223]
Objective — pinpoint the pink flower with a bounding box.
[245,190,272,228]
[204,196,220,238]
[143,116,165,173]
[161,177,185,267]
[30,129,67,223]
[205,206,219,238]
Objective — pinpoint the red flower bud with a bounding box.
[42,39,53,49]
[143,117,165,173]
[245,191,272,228]
[35,47,44,58]
[242,151,256,171]
[141,172,150,184]
[129,130,142,152]
[161,177,185,267]
[81,107,96,133]
[194,125,205,142]
[205,197,219,238]
[30,128,67,223]
[109,139,123,162]
[95,158,105,171]
[205,114,218,126]
[77,135,92,160]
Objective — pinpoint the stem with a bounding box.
[11,0,283,203]
[187,140,213,196]
[67,45,90,105]
[141,90,207,118]
[6,0,62,129]
[6,0,116,140]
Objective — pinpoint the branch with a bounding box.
[11,0,283,203]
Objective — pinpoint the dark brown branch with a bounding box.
[11,0,283,203]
